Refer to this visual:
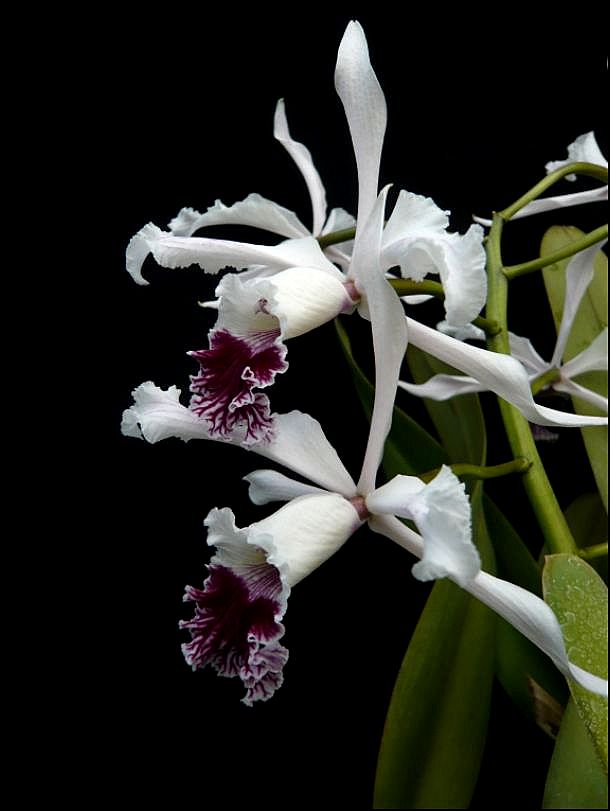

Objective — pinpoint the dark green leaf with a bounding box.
[542,554,608,772]
[543,698,608,809]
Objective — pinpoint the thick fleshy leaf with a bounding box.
[373,505,495,809]
[543,697,608,809]
[402,316,608,428]
[334,20,387,230]
[542,554,608,771]
[565,491,608,580]
[541,226,608,509]
[273,99,327,236]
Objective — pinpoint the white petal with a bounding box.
[399,374,487,399]
[405,317,608,427]
[169,193,310,239]
[262,266,356,340]
[321,207,356,236]
[552,242,606,368]
[126,223,164,285]
[467,572,607,696]
[546,131,608,179]
[506,186,608,220]
[250,493,361,587]
[554,379,608,413]
[214,272,279,337]
[254,411,358,497]
[121,382,224,443]
[383,193,486,325]
[335,20,387,229]
[353,188,409,493]
[402,294,435,306]
[273,100,327,236]
[149,233,340,277]
[406,466,479,588]
[365,474,426,515]
[205,506,268,571]
[561,328,608,378]
[508,333,548,374]
[244,470,328,505]
[436,321,486,342]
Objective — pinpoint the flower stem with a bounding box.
[578,542,608,561]
[503,225,608,280]
[418,458,531,484]
[530,368,561,396]
[499,162,608,222]
[317,226,356,249]
[485,214,578,555]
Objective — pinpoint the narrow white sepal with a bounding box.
[273,99,327,236]
[335,20,387,230]
[405,317,608,427]
[365,474,426,515]
[561,328,608,378]
[399,374,487,400]
[244,470,328,505]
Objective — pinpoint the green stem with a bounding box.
[485,214,578,555]
[578,542,608,561]
[389,279,501,336]
[317,226,356,249]
[418,458,531,484]
[500,162,608,222]
[531,368,561,396]
[504,225,608,280]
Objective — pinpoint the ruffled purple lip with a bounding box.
[189,328,288,443]
[180,563,288,705]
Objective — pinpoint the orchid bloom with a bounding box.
[475,131,608,226]
[399,243,608,422]
[124,22,489,443]
[123,175,607,707]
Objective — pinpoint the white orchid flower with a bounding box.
[399,243,608,424]
[475,131,608,226]
[124,21,489,444]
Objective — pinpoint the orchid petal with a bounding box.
[321,207,356,236]
[503,186,608,222]
[169,193,309,239]
[244,470,328,505]
[149,233,340,276]
[508,333,548,374]
[546,131,608,179]
[467,572,608,697]
[250,493,361,587]
[365,474,426,515]
[382,191,449,254]
[436,321,486,342]
[402,294,435,306]
[552,242,606,368]
[335,20,387,229]
[405,317,608,427]
[399,374,487,400]
[273,99,327,236]
[121,382,220,443]
[554,379,608,413]
[254,411,358,497]
[561,328,608,378]
[354,188,409,492]
[407,466,479,589]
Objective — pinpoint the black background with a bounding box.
[50,6,607,808]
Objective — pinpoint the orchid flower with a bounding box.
[399,243,608,422]
[475,131,608,226]
[123,22,490,444]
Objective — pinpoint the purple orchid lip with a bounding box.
[189,328,288,443]
[180,562,288,705]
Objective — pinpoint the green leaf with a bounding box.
[565,491,608,581]
[541,227,608,511]
[542,554,608,772]
[543,697,608,809]
[374,504,495,809]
